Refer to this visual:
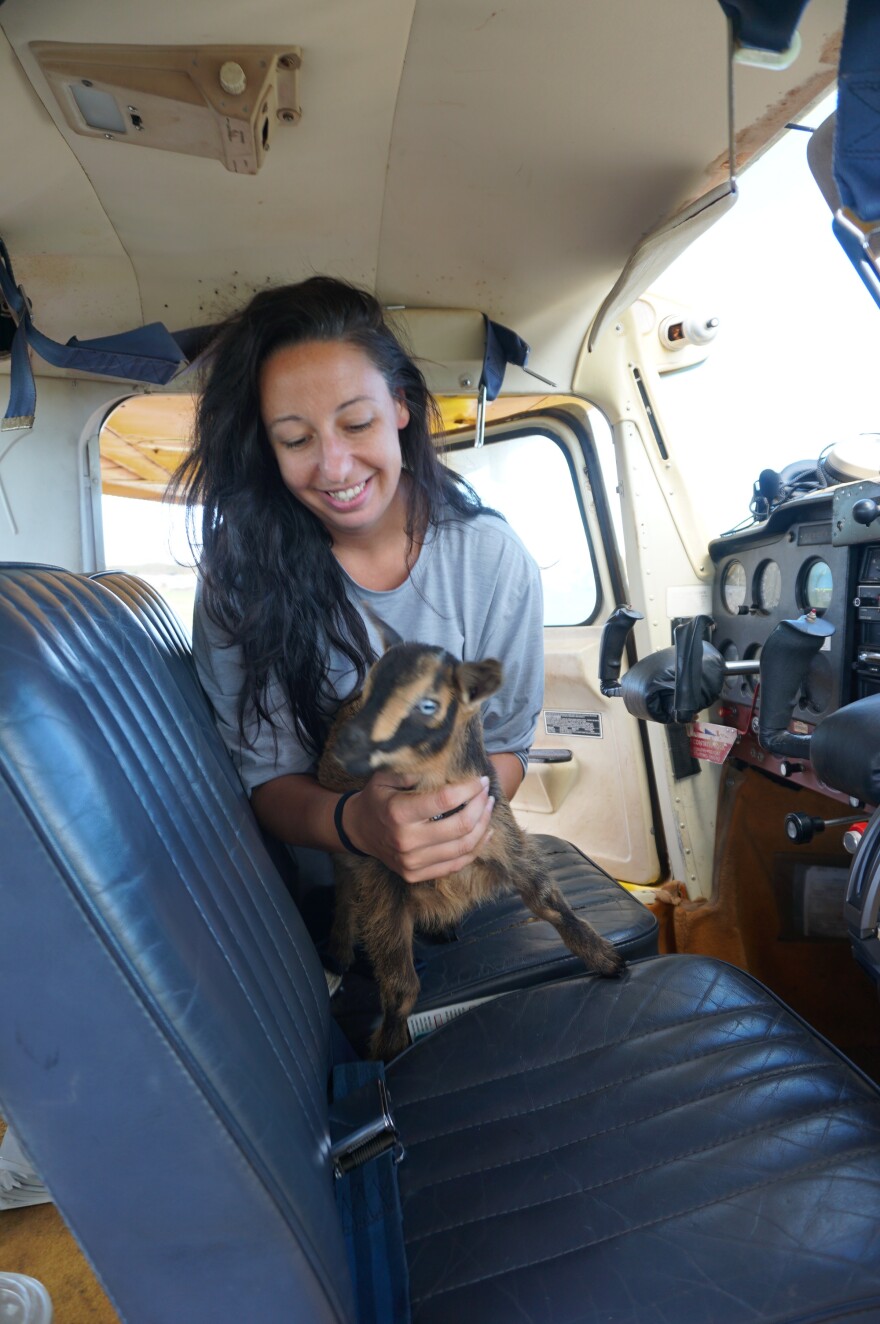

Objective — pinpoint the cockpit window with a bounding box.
[653,91,880,544]
[445,431,600,626]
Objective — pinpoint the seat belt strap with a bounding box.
[474,316,555,448]
[832,0,880,309]
[0,239,188,431]
[331,1060,410,1324]
[834,0,880,225]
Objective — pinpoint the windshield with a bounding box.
[655,91,880,544]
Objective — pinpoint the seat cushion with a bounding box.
[331,835,657,1053]
[387,954,880,1324]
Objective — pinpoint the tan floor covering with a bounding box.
[0,1119,119,1324]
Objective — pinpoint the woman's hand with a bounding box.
[341,772,495,883]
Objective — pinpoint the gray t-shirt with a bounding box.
[192,510,544,792]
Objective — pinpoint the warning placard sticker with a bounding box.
[407,995,496,1042]
[544,710,603,738]
[687,720,738,764]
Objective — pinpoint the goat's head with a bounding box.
[332,642,503,779]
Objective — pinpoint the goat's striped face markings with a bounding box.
[330,642,505,779]
[367,648,456,751]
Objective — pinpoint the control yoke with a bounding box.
[598,607,725,725]
[757,614,834,759]
[598,605,836,751]
[598,606,643,698]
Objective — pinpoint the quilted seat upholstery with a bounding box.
[388,955,880,1323]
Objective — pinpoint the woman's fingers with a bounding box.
[346,772,496,882]
[397,794,495,883]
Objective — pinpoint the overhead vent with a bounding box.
[30,42,302,175]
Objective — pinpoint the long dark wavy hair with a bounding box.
[171,275,487,757]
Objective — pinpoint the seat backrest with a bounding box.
[90,568,194,655]
[0,565,354,1324]
[91,568,309,907]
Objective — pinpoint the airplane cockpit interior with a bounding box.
[5,1,880,1322]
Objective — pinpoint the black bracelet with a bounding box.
[334,790,370,857]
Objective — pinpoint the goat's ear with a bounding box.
[455,659,503,709]
[361,604,403,653]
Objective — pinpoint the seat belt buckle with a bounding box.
[833,208,880,310]
[329,1075,404,1178]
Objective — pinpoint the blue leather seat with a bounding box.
[3,563,880,1323]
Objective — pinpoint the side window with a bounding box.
[444,432,599,625]
[99,395,198,633]
[100,493,197,631]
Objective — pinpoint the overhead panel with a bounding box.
[32,42,303,175]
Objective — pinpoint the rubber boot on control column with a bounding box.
[758,614,835,759]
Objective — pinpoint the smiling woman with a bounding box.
[171,275,544,882]
[259,339,410,579]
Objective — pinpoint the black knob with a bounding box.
[852,498,880,526]
[785,812,825,844]
[779,760,804,778]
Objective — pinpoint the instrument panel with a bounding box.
[708,483,880,799]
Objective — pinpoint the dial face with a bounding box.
[721,560,747,614]
[755,559,782,613]
[801,559,833,612]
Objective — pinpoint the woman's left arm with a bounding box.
[474,527,545,799]
[489,751,526,801]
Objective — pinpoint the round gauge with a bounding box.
[719,640,739,663]
[721,560,747,614]
[743,642,762,693]
[800,559,833,613]
[754,559,782,613]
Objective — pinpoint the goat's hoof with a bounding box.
[369,1022,410,1062]
[327,946,355,972]
[594,941,626,977]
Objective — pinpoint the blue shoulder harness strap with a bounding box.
[832,0,880,308]
[331,1059,410,1324]
[474,315,555,448]
[0,239,188,431]
[717,0,880,310]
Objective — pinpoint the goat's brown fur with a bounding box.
[318,641,623,1059]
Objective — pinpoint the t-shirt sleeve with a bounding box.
[191,587,315,792]
[468,526,544,768]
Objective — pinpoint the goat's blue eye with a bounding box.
[417,698,438,716]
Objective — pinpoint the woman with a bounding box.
[174,276,544,885]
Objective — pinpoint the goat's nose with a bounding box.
[339,724,367,751]
[335,723,371,769]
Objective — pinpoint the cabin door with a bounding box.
[446,409,661,885]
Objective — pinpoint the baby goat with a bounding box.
[318,641,624,1059]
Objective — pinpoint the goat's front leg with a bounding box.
[515,861,624,977]
[327,860,359,971]
[360,888,421,1061]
